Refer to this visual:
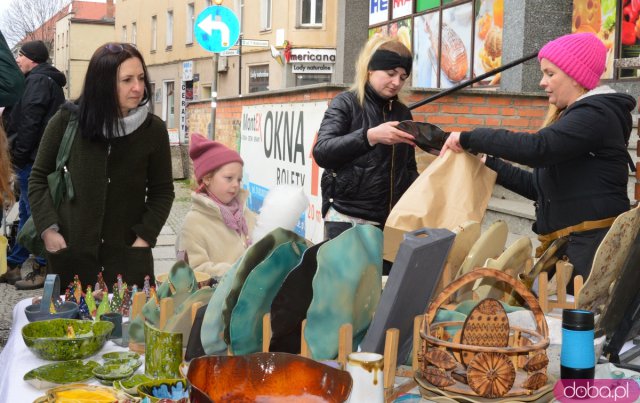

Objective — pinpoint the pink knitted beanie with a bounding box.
[189,133,243,182]
[538,32,606,90]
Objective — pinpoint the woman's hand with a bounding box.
[132,237,150,248]
[367,121,416,146]
[439,131,464,156]
[43,229,67,252]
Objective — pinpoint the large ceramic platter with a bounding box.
[270,241,327,354]
[455,220,508,301]
[305,224,383,360]
[229,241,307,355]
[223,229,306,344]
[23,360,99,390]
[434,221,481,296]
[200,228,303,355]
[474,237,532,300]
[578,206,640,314]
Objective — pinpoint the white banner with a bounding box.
[240,102,328,243]
[369,0,389,25]
[392,0,412,19]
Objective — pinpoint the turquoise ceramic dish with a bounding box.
[230,240,307,355]
[305,224,383,360]
[21,318,114,360]
[200,228,302,355]
[23,360,99,390]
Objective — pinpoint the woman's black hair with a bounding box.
[77,43,153,141]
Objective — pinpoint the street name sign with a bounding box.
[194,5,240,53]
[241,39,269,48]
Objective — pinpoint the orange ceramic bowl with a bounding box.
[187,352,352,403]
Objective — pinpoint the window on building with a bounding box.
[248,65,269,93]
[295,73,331,86]
[260,0,271,31]
[186,3,194,44]
[121,25,127,42]
[164,81,175,128]
[234,0,244,32]
[300,0,323,26]
[166,10,174,48]
[131,22,137,45]
[151,16,157,51]
[150,83,156,103]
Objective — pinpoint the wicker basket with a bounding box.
[417,268,550,399]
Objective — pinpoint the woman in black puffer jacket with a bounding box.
[313,36,418,240]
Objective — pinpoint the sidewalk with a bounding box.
[0,180,193,351]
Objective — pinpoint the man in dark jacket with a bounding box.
[5,40,66,289]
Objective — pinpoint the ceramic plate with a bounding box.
[102,357,143,372]
[305,225,383,360]
[24,360,99,390]
[113,373,153,395]
[269,241,327,353]
[200,228,303,355]
[223,228,306,344]
[92,363,134,381]
[229,240,307,355]
[102,351,140,361]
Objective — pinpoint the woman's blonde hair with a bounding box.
[0,121,14,205]
[351,35,412,105]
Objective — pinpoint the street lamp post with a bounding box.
[210,0,224,140]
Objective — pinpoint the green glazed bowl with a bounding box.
[22,318,114,360]
[137,378,189,402]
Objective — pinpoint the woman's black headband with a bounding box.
[368,49,412,76]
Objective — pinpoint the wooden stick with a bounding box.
[130,292,146,321]
[412,315,422,374]
[300,319,310,358]
[538,272,549,313]
[191,301,203,325]
[262,313,271,353]
[383,328,399,389]
[337,323,353,369]
[556,261,566,307]
[159,297,173,330]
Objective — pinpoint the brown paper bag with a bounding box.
[383,151,497,261]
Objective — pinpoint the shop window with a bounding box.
[248,65,269,93]
[295,73,331,86]
[164,81,175,128]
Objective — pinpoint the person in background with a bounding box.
[178,133,255,281]
[5,40,65,288]
[29,42,174,289]
[441,33,636,292]
[312,35,418,247]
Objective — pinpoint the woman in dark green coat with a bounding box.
[29,43,174,288]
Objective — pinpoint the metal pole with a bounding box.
[210,52,219,140]
[408,51,538,110]
[238,34,242,96]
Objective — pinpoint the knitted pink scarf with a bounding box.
[202,186,249,240]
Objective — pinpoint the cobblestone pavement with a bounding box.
[0,180,193,353]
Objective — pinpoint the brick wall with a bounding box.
[187,85,549,154]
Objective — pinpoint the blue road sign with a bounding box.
[194,6,240,53]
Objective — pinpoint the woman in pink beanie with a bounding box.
[441,32,636,292]
[178,133,255,280]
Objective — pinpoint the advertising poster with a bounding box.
[412,12,439,88]
[474,0,504,86]
[369,0,390,25]
[389,17,412,51]
[440,3,472,88]
[572,0,618,79]
[392,0,413,19]
[369,24,389,38]
[240,102,328,243]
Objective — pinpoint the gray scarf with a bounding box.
[109,105,149,137]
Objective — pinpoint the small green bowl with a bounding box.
[21,318,114,360]
[104,357,143,372]
[113,373,153,395]
[137,378,189,402]
[93,363,134,381]
[102,351,140,361]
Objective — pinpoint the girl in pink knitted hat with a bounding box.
[178,133,255,281]
[441,32,636,293]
